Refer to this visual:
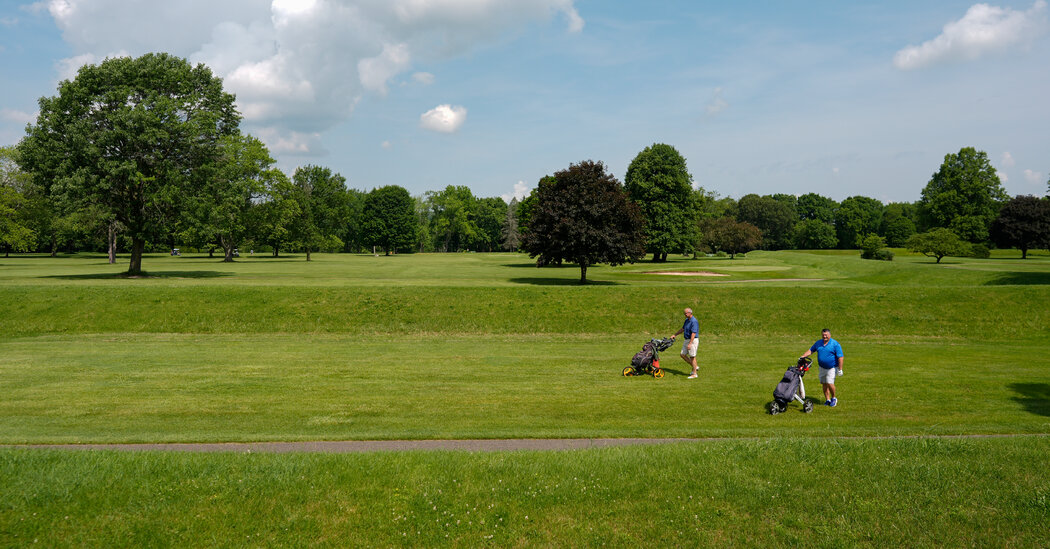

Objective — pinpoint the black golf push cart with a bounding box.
[769,356,815,414]
[623,337,675,378]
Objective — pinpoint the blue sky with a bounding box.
[1,1,1048,203]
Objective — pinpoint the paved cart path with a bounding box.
[6,434,1046,454]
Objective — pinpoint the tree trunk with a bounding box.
[128,238,145,274]
[306,248,312,262]
[208,248,215,258]
[579,262,588,284]
[1022,247,1028,259]
[108,222,118,264]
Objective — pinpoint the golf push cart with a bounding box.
[623,337,675,378]
[769,356,815,414]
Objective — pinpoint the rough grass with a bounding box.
[1,250,1048,546]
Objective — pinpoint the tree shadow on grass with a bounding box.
[44,271,233,280]
[1008,383,1050,417]
[985,272,1050,285]
[509,277,621,286]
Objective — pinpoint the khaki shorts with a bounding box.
[681,338,698,358]
[819,367,837,384]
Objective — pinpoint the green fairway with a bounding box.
[1,250,1048,546]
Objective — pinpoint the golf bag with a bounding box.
[769,357,814,414]
[624,337,675,378]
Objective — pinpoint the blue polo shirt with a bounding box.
[810,338,844,369]
[682,316,699,339]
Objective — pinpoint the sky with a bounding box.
[1,0,1048,204]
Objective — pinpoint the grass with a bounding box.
[1,250,1048,545]
[2,437,1048,547]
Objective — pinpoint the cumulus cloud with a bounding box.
[420,104,467,133]
[40,0,583,156]
[502,180,531,203]
[1000,151,1016,167]
[894,1,1049,70]
[1024,169,1044,184]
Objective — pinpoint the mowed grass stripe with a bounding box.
[2,437,1048,547]
[1,334,1046,443]
[4,284,1049,340]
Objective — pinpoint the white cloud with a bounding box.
[412,71,435,85]
[894,1,1049,70]
[358,42,411,95]
[1000,151,1016,167]
[381,140,392,149]
[0,109,36,125]
[39,0,582,156]
[420,104,467,133]
[1000,171,1010,183]
[1024,169,1044,185]
[501,180,531,203]
[705,87,728,116]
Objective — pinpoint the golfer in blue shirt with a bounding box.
[801,328,845,407]
[672,307,700,378]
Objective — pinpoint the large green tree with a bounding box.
[290,165,349,260]
[990,195,1050,259]
[425,185,479,252]
[361,185,417,255]
[253,170,300,257]
[182,134,276,261]
[794,218,837,249]
[699,217,762,259]
[522,160,645,283]
[797,193,837,223]
[624,143,696,262]
[17,53,239,274]
[881,202,917,247]
[736,194,795,250]
[835,196,884,249]
[918,147,1008,242]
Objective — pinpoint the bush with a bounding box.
[873,248,894,261]
[970,244,991,258]
[860,233,890,260]
[715,251,727,258]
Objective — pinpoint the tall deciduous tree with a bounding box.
[17,53,239,274]
[835,196,884,249]
[699,217,762,259]
[918,147,1008,242]
[797,193,837,223]
[624,143,696,262]
[522,160,645,283]
[361,185,417,255]
[990,195,1050,259]
[184,134,275,262]
[794,219,837,249]
[290,165,349,261]
[736,194,795,250]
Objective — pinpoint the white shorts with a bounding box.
[681,338,698,358]
[819,367,837,384]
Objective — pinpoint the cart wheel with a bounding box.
[623,367,633,377]
[769,403,779,415]
[803,401,814,413]
[653,368,664,378]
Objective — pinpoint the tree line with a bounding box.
[2,53,1049,277]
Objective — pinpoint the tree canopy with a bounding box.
[918,147,1008,242]
[522,160,645,283]
[907,228,971,263]
[17,53,240,274]
[624,143,696,262]
[361,185,417,255]
[735,194,795,250]
[990,195,1050,259]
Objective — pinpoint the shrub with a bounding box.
[873,248,894,261]
[970,244,991,259]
